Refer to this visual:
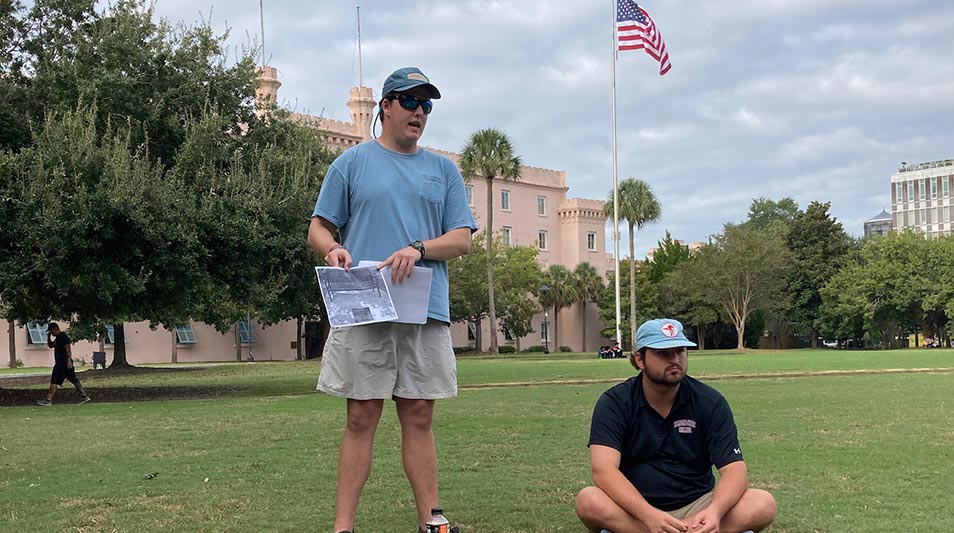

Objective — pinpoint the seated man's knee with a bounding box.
[575,486,612,523]
[752,489,778,523]
[736,488,777,530]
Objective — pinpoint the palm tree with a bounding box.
[541,265,578,351]
[574,262,604,353]
[604,178,661,347]
[460,129,522,354]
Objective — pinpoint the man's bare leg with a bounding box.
[717,488,777,532]
[395,397,438,529]
[333,399,384,533]
[577,486,777,533]
[45,384,57,402]
[575,486,651,533]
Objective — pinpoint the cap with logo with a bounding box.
[382,67,441,99]
[635,318,697,351]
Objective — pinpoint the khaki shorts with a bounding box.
[317,320,457,400]
[669,491,714,519]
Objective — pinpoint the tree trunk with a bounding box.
[471,318,482,353]
[629,222,637,347]
[171,329,178,363]
[109,323,131,367]
[698,325,707,351]
[735,321,746,350]
[553,304,560,351]
[810,326,820,349]
[7,319,16,369]
[485,176,499,355]
[580,300,588,353]
[296,316,303,360]
[234,324,242,361]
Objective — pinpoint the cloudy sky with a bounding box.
[150,0,954,258]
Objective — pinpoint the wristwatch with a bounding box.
[409,240,426,260]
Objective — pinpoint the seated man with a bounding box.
[598,346,610,359]
[611,342,624,359]
[576,318,777,533]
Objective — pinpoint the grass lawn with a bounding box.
[1,349,953,532]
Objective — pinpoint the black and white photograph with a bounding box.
[314,266,398,328]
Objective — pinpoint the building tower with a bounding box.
[255,65,282,108]
[347,86,375,142]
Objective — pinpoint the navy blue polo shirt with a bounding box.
[588,374,744,511]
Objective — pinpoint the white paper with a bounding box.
[314,265,398,328]
[358,261,432,324]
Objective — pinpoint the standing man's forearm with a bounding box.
[418,227,472,261]
[308,217,339,256]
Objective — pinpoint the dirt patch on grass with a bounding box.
[0,366,240,407]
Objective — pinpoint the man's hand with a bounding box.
[686,508,720,533]
[643,508,689,533]
[324,246,352,270]
[380,246,421,284]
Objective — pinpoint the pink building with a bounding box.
[2,70,614,368]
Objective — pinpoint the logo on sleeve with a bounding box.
[673,419,696,434]
[733,447,742,455]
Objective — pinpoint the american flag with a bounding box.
[617,0,671,76]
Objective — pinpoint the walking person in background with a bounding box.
[36,322,91,406]
[576,318,776,533]
[308,66,475,533]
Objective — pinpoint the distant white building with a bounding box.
[890,159,953,238]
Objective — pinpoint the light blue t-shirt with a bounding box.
[313,140,478,322]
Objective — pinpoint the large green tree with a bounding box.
[597,261,656,347]
[573,262,605,353]
[604,178,661,346]
[459,129,522,355]
[785,201,853,347]
[0,0,330,366]
[539,264,578,351]
[819,231,943,348]
[676,226,791,350]
[658,245,721,350]
[449,232,542,352]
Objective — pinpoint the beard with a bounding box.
[642,364,685,387]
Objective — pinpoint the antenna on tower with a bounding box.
[356,3,363,87]
[259,0,267,67]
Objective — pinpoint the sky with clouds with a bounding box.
[150,0,954,258]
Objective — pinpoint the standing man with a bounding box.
[576,318,776,533]
[307,67,475,533]
[36,322,91,406]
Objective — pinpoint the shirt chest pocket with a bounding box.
[419,175,445,205]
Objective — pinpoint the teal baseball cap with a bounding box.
[635,318,697,351]
[381,67,441,99]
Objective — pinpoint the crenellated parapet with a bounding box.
[558,198,607,225]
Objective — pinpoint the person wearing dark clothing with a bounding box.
[611,342,624,359]
[575,318,776,533]
[36,323,90,406]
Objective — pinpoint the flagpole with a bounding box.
[611,0,622,347]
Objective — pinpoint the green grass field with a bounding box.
[2,349,953,532]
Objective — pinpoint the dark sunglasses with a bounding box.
[393,93,433,114]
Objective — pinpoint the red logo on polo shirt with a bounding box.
[660,322,678,338]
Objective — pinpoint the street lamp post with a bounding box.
[539,285,550,354]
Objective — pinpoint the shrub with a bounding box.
[16,359,24,368]
[498,345,516,354]
[453,346,475,356]
[520,345,546,353]
[559,346,572,352]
